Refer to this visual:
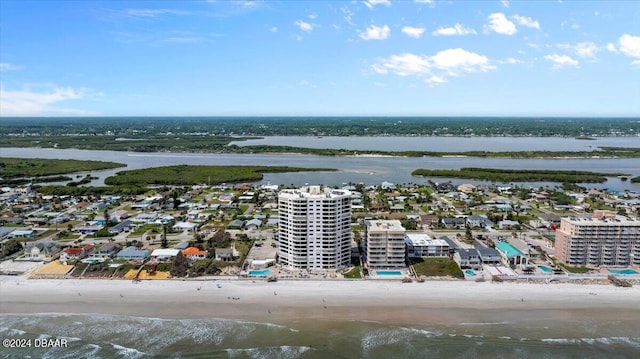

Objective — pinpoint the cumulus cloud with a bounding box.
[512,14,540,29]
[432,23,477,36]
[485,13,517,35]
[124,8,190,18]
[606,42,617,52]
[501,0,510,8]
[618,34,640,64]
[401,26,426,38]
[544,54,579,68]
[0,86,97,116]
[557,42,599,59]
[372,48,495,86]
[360,24,390,40]
[294,20,314,32]
[503,57,523,64]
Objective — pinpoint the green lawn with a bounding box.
[411,257,464,279]
[559,264,592,273]
[343,266,362,279]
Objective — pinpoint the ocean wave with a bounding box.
[111,343,147,359]
[225,345,313,359]
[541,337,640,348]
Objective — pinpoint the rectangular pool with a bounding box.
[538,265,553,273]
[249,269,273,276]
[608,269,638,275]
[465,269,476,277]
[376,270,403,276]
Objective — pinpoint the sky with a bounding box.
[0,0,639,117]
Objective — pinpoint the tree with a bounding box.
[0,239,23,259]
[103,209,110,227]
[465,225,473,243]
[161,224,168,248]
[170,252,190,277]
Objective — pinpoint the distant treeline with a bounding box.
[411,168,630,183]
[104,165,337,186]
[1,117,638,137]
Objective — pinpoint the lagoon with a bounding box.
[1,146,638,191]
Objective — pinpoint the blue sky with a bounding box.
[1,0,639,117]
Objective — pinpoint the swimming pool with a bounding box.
[376,270,402,276]
[608,269,639,275]
[465,269,476,277]
[249,269,273,276]
[538,265,553,273]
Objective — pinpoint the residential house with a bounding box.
[9,229,36,238]
[92,242,121,258]
[117,246,150,261]
[466,215,494,229]
[173,221,197,232]
[454,248,481,270]
[182,247,208,261]
[495,241,529,267]
[60,245,95,262]
[441,217,466,229]
[244,218,263,230]
[475,245,502,265]
[23,239,61,261]
[227,219,245,229]
[110,209,130,222]
[498,220,520,230]
[108,220,137,234]
[215,248,234,262]
[150,248,180,261]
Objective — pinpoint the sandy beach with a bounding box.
[2,276,639,326]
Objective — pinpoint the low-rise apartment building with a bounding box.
[364,220,406,268]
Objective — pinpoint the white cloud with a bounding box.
[432,23,476,36]
[372,48,494,86]
[544,54,579,68]
[558,42,599,59]
[414,0,434,4]
[359,24,390,40]
[618,34,640,62]
[0,63,23,72]
[270,26,278,33]
[294,20,314,32]
[401,26,426,38]
[501,0,510,8]
[606,42,617,52]
[512,14,540,29]
[485,13,517,35]
[124,8,189,18]
[365,0,391,8]
[308,13,317,19]
[0,86,97,116]
[504,57,523,64]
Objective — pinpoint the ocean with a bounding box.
[2,313,639,358]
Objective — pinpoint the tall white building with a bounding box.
[278,186,352,270]
[364,220,406,268]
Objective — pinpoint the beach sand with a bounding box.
[2,276,639,327]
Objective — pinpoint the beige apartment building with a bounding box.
[555,216,640,267]
[363,220,407,268]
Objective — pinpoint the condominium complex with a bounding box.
[555,217,640,267]
[278,186,352,270]
[405,232,449,258]
[363,220,406,268]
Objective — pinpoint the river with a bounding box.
[1,144,638,191]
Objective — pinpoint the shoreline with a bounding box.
[2,276,639,327]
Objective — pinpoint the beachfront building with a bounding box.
[363,220,406,268]
[555,216,640,267]
[405,232,449,258]
[278,186,352,270]
[495,242,528,267]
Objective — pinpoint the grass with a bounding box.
[411,257,464,279]
[559,264,592,274]
[343,266,362,279]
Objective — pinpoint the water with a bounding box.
[539,266,554,273]
[1,313,639,358]
[230,135,640,152]
[465,269,477,277]
[1,147,639,191]
[375,270,403,276]
[248,269,272,276]
[608,269,639,275]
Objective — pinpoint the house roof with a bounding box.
[98,242,121,252]
[495,242,527,258]
[183,247,207,256]
[151,248,180,257]
[64,247,84,255]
